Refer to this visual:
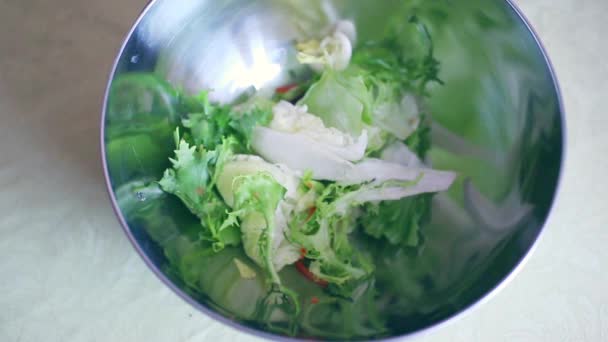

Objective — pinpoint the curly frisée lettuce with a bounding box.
[111,10,456,338]
[227,173,301,331]
[227,172,299,276]
[181,91,273,152]
[158,129,241,251]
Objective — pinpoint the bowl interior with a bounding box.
[102,0,563,340]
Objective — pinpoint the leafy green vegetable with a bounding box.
[342,14,440,249]
[216,154,300,209]
[181,91,272,152]
[298,70,371,136]
[228,172,300,333]
[106,7,457,338]
[352,15,442,97]
[361,194,432,248]
[234,258,257,279]
[159,129,241,252]
[360,116,433,248]
[404,114,432,159]
[229,173,286,283]
[230,107,274,150]
[344,15,441,148]
[288,181,375,295]
[296,30,353,71]
[299,279,387,339]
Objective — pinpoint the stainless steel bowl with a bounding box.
[101,0,564,340]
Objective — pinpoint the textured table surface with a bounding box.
[1,0,607,341]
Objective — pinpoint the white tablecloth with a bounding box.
[1,0,606,341]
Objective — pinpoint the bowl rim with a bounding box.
[100,0,566,340]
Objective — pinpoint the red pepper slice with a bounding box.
[305,206,316,223]
[295,260,329,287]
[275,83,298,94]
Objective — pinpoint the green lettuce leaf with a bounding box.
[347,15,440,248]
[404,115,432,158]
[228,172,300,333]
[159,129,241,251]
[299,278,387,339]
[361,194,432,248]
[182,91,273,152]
[288,181,374,296]
[298,70,371,136]
[360,119,433,247]
[351,15,442,97]
[346,15,441,147]
[229,172,286,283]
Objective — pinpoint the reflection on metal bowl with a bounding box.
[101,0,564,340]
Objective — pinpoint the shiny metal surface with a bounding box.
[101,0,564,340]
